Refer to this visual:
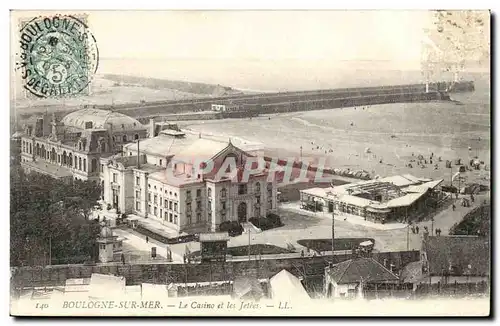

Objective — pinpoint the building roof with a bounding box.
[199,232,230,242]
[148,170,203,187]
[405,179,444,193]
[175,138,232,162]
[61,108,145,131]
[378,175,421,187]
[269,269,310,300]
[88,273,126,298]
[336,194,374,207]
[423,236,490,276]
[382,192,427,208]
[232,277,264,299]
[327,257,399,284]
[300,187,333,198]
[124,134,193,157]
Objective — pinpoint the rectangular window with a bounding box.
[136,201,141,211]
[135,190,140,199]
[169,213,173,222]
[136,176,140,185]
[256,196,261,204]
[187,213,192,224]
[148,192,151,202]
[221,201,226,210]
[101,164,104,173]
[154,195,157,205]
[186,202,192,213]
[169,201,172,210]
[196,201,201,211]
[197,213,201,222]
[174,202,178,212]
[196,189,201,197]
[164,199,168,208]
[154,206,157,216]
[148,205,151,213]
[159,159,163,166]
[160,208,162,218]
[113,173,117,183]
[186,190,191,200]
[174,215,178,224]
[164,211,168,220]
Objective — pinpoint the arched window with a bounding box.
[29,143,32,154]
[255,182,261,193]
[83,158,87,172]
[208,188,212,198]
[122,135,127,143]
[78,157,82,170]
[221,188,227,198]
[134,134,139,140]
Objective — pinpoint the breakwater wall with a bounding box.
[11,250,419,290]
[115,86,456,120]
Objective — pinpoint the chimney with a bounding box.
[35,118,43,137]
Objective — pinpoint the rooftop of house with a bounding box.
[422,235,490,276]
[327,257,399,284]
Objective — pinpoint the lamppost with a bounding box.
[330,194,338,260]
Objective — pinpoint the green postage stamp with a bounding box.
[16,14,99,98]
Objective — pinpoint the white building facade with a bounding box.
[100,124,278,234]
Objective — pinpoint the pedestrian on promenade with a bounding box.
[452,204,456,211]
[146,236,149,243]
[416,226,419,234]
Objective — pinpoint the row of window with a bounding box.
[144,204,179,224]
[145,191,179,212]
[144,180,178,198]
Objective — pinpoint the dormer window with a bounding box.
[122,124,125,129]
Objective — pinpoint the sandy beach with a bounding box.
[181,76,490,185]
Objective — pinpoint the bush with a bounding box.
[249,214,283,231]
[218,221,243,236]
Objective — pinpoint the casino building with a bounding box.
[19,108,148,182]
[18,108,278,234]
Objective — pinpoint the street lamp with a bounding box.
[329,194,339,261]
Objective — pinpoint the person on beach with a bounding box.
[416,226,419,234]
[452,203,456,211]
[146,236,149,243]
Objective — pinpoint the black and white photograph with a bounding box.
[8,9,491,317]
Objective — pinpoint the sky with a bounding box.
[10,10,489,92]
[88,11,430,66]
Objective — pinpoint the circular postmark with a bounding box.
[16,15,99,98]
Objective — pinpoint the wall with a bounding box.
[11,251,420,290]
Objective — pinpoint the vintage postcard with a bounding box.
[9,10,491,317]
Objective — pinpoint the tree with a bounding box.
[10,166,102,266]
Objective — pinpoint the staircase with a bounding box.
[241,222,262,234]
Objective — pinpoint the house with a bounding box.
[419,235,490,285]
[324,257,399,299]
